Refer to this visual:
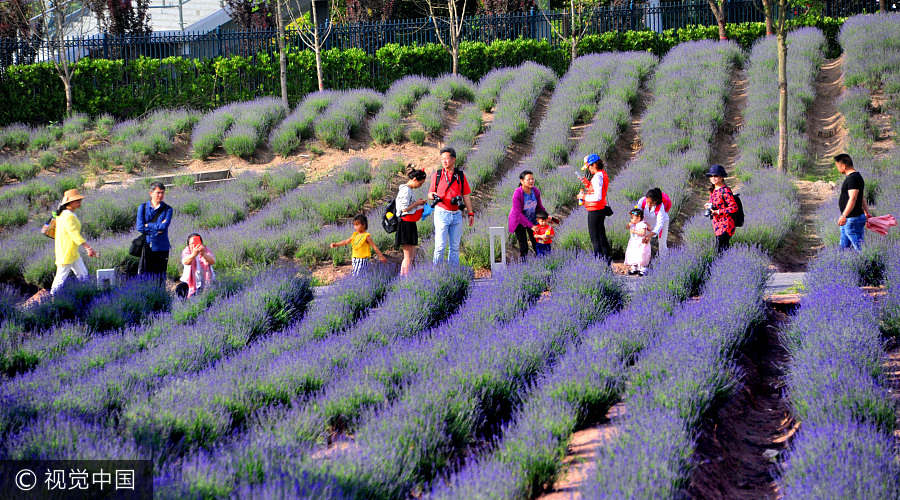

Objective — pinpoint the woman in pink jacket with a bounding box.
[508,170,546,261]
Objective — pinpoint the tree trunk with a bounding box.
[762,0,773,36]
[276,0,288,108]
[451,45,458,75]
[62,74,73,116]
[311,1,325,91]
[707,0,727,40]
[571,37,577,62]
[54,2,73,117]
[776,23,788,172]
[880,0,887,12]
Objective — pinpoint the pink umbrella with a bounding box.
[866,214,897,235]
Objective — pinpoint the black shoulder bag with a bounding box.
[129,203,165,257]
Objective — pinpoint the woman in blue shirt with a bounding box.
[136,181,173,285]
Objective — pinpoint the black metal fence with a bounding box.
[0,0,886,67]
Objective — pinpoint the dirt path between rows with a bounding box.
[774,56,846,271]
[883,342,900,451]
[686,308,799,499]
[537,403,627,500]
[536,82,653,499]
[670,66,747,247]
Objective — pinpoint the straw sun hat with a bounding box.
[59,189,85,207]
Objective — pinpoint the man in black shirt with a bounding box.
[835,154,870,250]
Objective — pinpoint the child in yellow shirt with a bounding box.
[330,214,387,276]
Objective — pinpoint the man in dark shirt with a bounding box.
[835,154,870,250]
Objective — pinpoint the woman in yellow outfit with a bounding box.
[50,189,97,295]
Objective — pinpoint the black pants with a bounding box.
[141,249,169,285]
[716,233,731,254]
[587,210,611,264]
[514,225,537,261]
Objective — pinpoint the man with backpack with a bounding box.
[428,147,474,265]
[636,187,671,256]
[704,164,742,253]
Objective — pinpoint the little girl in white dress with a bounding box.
[625,208,651,276]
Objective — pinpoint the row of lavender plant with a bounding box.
[292,65,551,267]
[268,90,338,156]
[261,254,625,499]
[775,247,898,498]
[15,156,394,290]
[0,269,256,435]
[0,158,39,183]
[0,267,311,438]
[600,40,742,253]
[5,165,307,289]
[553,41,740,256]
[463,62,556,190]
[443,67,517,166]
[122,265,398,448]
[841,13,900,136]
[156,259,564,496]
[370,76,431,144]
[192,98,287,159]
[683,29,824,254]
[579,245,769,497]
[313,90,383,149]
[0,270,253,378]
[411,74,476,136]
[0,113,93,153]
[0,173,83,232]
[462,53,656,268]
[90,108,199,172]
[429,243,714,498]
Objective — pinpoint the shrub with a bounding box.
[409,128,425,145]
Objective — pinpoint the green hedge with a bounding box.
[0,16,843,126]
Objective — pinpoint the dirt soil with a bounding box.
[537,403,627,500]
[869,89,898,159]
[685,308,799,500]
[884,343,900,450]
[772,56,847,271]
[671,67,747,246]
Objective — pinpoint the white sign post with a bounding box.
[488,226,507,274]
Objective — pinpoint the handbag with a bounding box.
[41,216,56,239]
[601,205,614,217]
[129,202,165,257]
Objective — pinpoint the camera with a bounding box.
[429,193,441,208]
[450,195,465,208]
[703,203,713,218]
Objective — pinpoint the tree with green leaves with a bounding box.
[535,0,599,61]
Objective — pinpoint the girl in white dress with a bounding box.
[624,208,651,276]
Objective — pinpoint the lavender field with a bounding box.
[1,14,900,499]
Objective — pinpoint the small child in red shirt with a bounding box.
[533,209,555,257]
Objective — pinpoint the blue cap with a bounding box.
[705,164,727,177]
[585,154,601,166]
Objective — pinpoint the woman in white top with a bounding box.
[395,168,427,276]
[635,187,670,256]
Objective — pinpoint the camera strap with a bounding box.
[435,168,464,201]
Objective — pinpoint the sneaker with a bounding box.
[627,268,638,276]
[638,270,646,277]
